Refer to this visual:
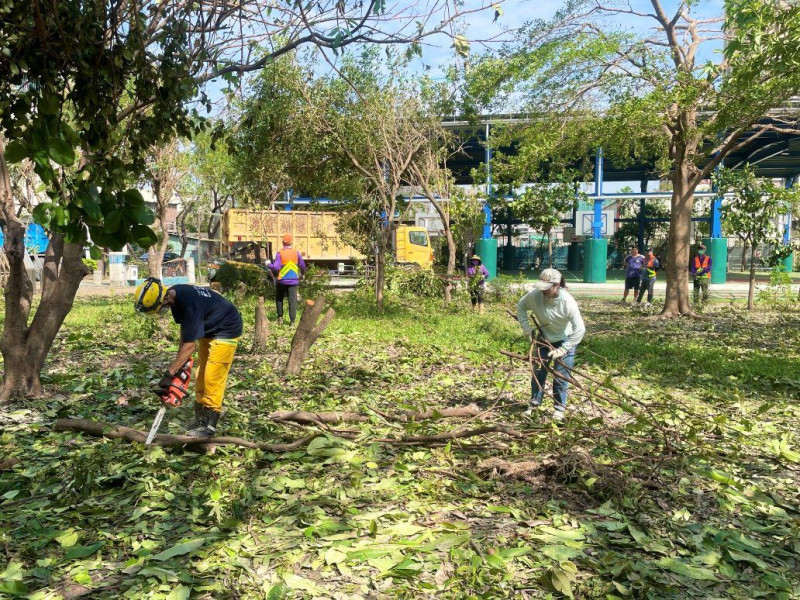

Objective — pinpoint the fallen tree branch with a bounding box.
[399,404,483,421]
[54,417,523,452]
[54,419,316,452]
[267,404,484,425]
[269,410,369,424]
[375,423,525,445]
[0,458,21,470]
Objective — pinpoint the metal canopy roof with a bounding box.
[443,116,800,185]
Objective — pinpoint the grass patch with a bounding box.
[1,292,799,598]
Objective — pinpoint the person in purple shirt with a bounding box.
[267,234,307,325]
[467,254,489,314]
[622,246,644,303]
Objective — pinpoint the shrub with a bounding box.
[300,265,332,301]
[211,260,331,300]
[757,266,797,309]
[488,273,527,303]
[212,261,243,292]
[384,264,444,298]
[82,258,97,273]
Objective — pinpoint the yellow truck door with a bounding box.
[395,226,433,269]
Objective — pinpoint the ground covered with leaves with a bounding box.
[1,289,799,599]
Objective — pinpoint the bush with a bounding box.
[212,261,243,292]
[300,265,332,301]
[82,258,97,273]
[757,266,797,309]
[488,273,527,303]
[212,260,332,301]
[384,264,444,298]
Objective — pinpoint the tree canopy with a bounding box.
[464,0,800,315]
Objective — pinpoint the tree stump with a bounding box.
[253,296,269,350]
[285,296,335,375]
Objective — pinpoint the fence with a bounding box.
[496,238,793,274]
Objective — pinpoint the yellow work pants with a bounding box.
[195,338,239,412]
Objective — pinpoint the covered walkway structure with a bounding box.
[443,115,800,283]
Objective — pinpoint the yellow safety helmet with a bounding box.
[134,277,166,314]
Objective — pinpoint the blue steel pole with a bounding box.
[710,169,722,238]
[593,147,604,239]
[484,123,492,239]
[784,177,794,244]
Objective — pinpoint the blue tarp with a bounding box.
[0,223,49,254]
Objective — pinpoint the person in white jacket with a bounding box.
[516,268,586,420]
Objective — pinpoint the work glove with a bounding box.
[550,347,568,360]
[157,370,174,391]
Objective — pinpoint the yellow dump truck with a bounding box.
[222,209,433,269]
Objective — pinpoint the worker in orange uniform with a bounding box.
[690,244,712,305]
[268,234,307,325]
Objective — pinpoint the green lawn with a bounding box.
[1,290,799,598]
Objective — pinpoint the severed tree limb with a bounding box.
[269,410,370,424]
[54,419,316,453]
[267,404,484,425]
[375,423,525,445]
[398,404,483,421]
[0,458,21,470]
[54,418,525,451]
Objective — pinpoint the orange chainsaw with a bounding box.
[145,359,193,445]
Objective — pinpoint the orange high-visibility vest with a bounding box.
[693,255,710,277]
[277,248,300,281]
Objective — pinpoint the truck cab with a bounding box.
[395,225,433,269]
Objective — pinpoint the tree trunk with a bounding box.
[253,296,269,350]
[0,241,85,402]
[0,138,89,403]
[375,247,386,312]
[147,177,170,279]
[547,232,553,268]
[741,240,748,272]
[285,297,335,375]
[662,161,696,317]
[177,202,192,258]
[443,226,455,303]
[417,189,456,303]
[747,243,757,310]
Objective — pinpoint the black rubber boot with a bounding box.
[186,406,220,438]
[184,403,205,434]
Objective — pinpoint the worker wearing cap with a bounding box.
[635,248,660,307]
[134,278,243,437]
[268,234,307,325]
[516,268,585,421]
[690,244,712,305]
[467,254,489,313]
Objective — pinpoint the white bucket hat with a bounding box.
[533,268,562,291]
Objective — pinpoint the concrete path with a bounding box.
[77,277,799,300]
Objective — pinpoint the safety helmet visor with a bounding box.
[134,277,166,314]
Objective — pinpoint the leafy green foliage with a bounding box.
[715,165,800,308]
[212,261,246,293]
[1,295,799,598]
[383,265,444,298]
[715,165,798,249]
[0,2,211,250]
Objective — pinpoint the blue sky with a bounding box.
[407,0,726,80]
